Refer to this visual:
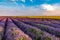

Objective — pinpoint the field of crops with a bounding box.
[0,17,60,40]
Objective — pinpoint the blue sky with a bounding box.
[0,0,60,16]
[0,0,59,7]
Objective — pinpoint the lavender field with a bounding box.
[0,17,60,40]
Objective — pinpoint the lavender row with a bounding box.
[16,19,60,40]
[5,18,32,40]
[17,18,60,28]
[12,19,45,40]
[11,19,59,40]
[21,21,60,37]
[38,21,60,28]
[0,18,7,40]
[44,19,60,26]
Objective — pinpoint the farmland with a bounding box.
[0,16,60,40]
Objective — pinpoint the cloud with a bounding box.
[41,3,60,10]
[11,0,16,1]
[30,0,33,2]
[40,3,60,16]
[21,0,25,2]
[0,7,44,16]
[41,4,56,11]
[0,3,60,16]
[10,0,18,1]
[43,10,60,16]
[52,4,60,10]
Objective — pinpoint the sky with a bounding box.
[0,0,60,16]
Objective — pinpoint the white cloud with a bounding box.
[11,0,18,1]
[0,6,44,16]
[40,3,60,16]
[41,4,60,11]
[30,0,33,2]
[41,4,55,11]
[52,4,60,10]
[11,0,16,1]
[0,3,60,16]
[21,0,25,2]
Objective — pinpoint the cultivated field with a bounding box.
[0,16,60,40]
